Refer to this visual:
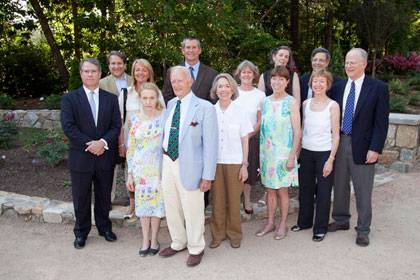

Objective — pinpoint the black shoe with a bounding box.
[356,233,369,247]
[327,222,350,232]
[148,243,160,256]
[139,246,150,257]
[312,233,326,242]
[291,225,310,232]
[73,237,86,249]
[99,231,117,242]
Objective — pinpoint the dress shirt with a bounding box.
[83,85,108,149]
[184,62,200,81]
[341,74,365,120]
[115,74,128,96]
[163,91,193,151]
[215,101,253,164]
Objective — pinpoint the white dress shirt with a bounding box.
[215,101,253,164]
[83,85,108,149]
[342,74,365,120]
[163,91,193,151]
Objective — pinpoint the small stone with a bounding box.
[43,201,65,223]
[61,212,75,224]
[390,161,413,173]
[378,150,399,165]
[49,111,61,121]
[14,201,33,215]
[32,205,44,216]
[2,208,18,218]
[21,111,39,127]
[396,125,419,148]
[387,124,397,139]
[400,148,417,161]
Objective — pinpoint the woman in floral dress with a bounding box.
[257,66,301,240]
[126,82,165,257]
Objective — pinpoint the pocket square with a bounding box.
[190,121,199,127]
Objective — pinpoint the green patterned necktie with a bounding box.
[167,100,181,161]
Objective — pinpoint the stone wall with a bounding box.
[0,109,61,130]
[379,113,420,172]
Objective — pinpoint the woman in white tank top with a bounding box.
[291,70,340,242]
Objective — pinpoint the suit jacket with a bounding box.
[300,72,342,105]
[162,94,218,190]
[330,76,389,164]
[99,73,133,96]
[61,87,122,172]
[162,63,218,104]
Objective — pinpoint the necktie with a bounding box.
[167,100,181,161]
[342,81,355,135]
[88,91,97,126]
[189,66,195,81]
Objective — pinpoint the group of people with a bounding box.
[60,37,389,268]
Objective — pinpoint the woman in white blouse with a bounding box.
[209,73,253,249]
[118,58,165,219]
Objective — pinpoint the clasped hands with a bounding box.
[85,140,105,156]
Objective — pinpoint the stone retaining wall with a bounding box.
[379,113,420,172]
[0,109,61,130]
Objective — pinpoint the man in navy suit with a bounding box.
[61,58,121,249]
[328,48,389,246]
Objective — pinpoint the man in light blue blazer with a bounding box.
[159,66,218,267]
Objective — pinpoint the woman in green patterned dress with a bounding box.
[256,66,301,240]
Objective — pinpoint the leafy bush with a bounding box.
[383,52,420,74]
[0,94,15,109]
[18,127,48,152]
[409,92,420,106]
[407,73,420,88]
[0,112,18,149]
[36,130,68,166]
[43,94,62,109]
[390,94,409,113]
[388,79,410,96]
[329,45,345,78]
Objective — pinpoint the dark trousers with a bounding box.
[70,169,114,238]
[297,149,333,234]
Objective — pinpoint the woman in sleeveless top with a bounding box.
[291,70,340,242]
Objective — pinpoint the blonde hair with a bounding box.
[210,73,239,101]
[139,82,164,111]
[233,60,260,84]
[309,69,333,91]
[131,59,154,88]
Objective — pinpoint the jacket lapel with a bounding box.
[354,76,372,120]
[180,95,199,142]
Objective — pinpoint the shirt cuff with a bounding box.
[100,138,109,150]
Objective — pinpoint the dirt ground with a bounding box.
[1,164,420,280]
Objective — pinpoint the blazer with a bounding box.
[60,87,122,172]
[162,63,218,104]
[99,73,133,96]
[330,76,389,164]
[162,94,218,190]
[300,72,342,105]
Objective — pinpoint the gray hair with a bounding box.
[210,73,239,101]
[169,65,193,81]
[233,60,260,84]
[181,37,202,49]
[79,58,101,72]
[311,47,331,61]
[348,48,368,62]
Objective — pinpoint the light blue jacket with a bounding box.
[163,93,218,190]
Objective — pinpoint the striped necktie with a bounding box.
[342,81,355,135]
[167,100,181,161]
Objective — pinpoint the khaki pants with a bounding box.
[210,164,244,243]
[161,155,205,255]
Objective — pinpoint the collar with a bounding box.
[83,86,99,95]
[113,73,127,81]
[176,91,193,104]
[185,61,200,71]
[347,73,365,86]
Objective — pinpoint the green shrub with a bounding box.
[388,79,410,96]
[36,130,67,166]
[409,92,420,106]
[0,94,15,109]
[18,127,48,152]
[0,113,18,149]
[44,94,62,109]
[390,94,409,113]
[407,73,420,88]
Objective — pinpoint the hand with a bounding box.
[199,179,212,192]
[85,140,105,156]
[365,150,379,164]
[323,159,334,177]
[286,154,295,171]
[119,144,126,157]
[126,174,135,192]
[238,165,248,183]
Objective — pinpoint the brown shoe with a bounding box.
[327,222,350,232]
[230,241,241,248]
[209,240,221,249]
[186,251,204,267]
[159,246,186,258]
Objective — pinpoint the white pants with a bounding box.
[161,155,205,255]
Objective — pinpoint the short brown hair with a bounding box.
[233,60,260,84]
[309,69,333,91]
[270,65,290,80]
[210,73,239,101]
[139,82,164,111]
[107,50,127,65]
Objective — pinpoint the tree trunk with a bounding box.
[324,7,333,50]
[371,48,376,78]
[290,0,300,51]
[71,0,81,61]
[29,0,69,88]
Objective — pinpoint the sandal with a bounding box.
[123,211,135,219]
[274,227,288,240]
[255,225,275,237]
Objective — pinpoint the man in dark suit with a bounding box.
[328,48,389,247]
[300,47,341,105]
[162,37,218,104]
[61,58,121,249]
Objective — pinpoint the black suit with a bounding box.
[61,87,121,238]
[330,75,389,234]
[162,62,218,104]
